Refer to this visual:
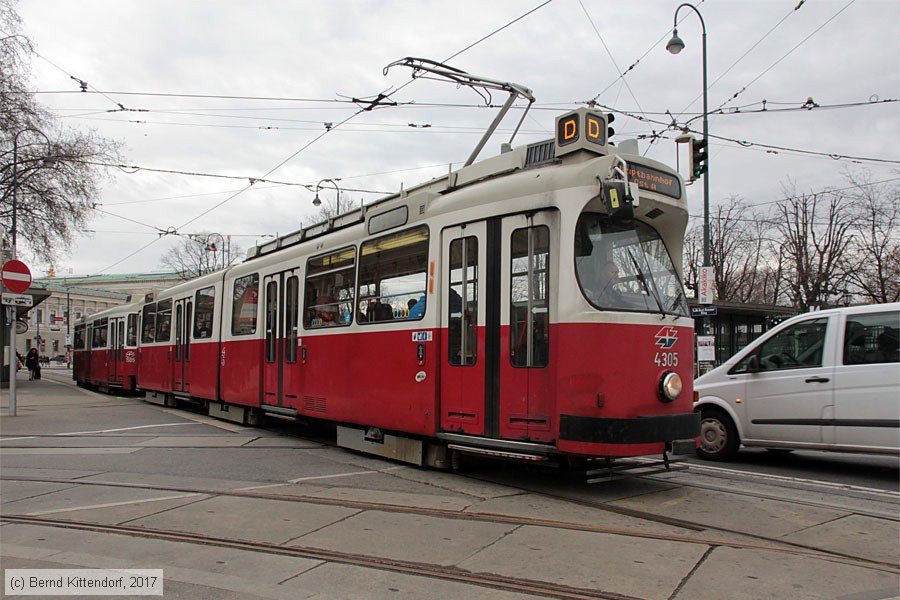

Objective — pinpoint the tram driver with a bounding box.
[585,260,623,304]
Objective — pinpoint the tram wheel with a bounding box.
[696,408,739,461]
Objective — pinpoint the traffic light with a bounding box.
[689,137,707,180]
[606,112,615,142]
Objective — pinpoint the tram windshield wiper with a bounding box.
[627,249,666,318]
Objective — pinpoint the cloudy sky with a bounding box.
[12,0,900,276]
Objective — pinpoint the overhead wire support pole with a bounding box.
[384,57,535,166]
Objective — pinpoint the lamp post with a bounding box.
[204,232,225,271]
[667,3,711,326]
[312,178,342,216]
[6,127,53,416]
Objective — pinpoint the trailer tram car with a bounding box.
[73,301,142,393]
[124,104,699,468]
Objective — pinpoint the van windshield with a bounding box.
[575,213,689,316]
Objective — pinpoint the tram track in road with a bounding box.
[452,468,900,572]
[2,474,897,574]
[0,514,637,600]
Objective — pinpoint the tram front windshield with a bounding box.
[575,212,689,316]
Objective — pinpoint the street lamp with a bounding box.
[667,3,711,323]
[312,178,342,215]
[6,127,53,417]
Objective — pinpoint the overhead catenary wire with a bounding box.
[685,176,900,221]
[676,0,806,117]
[93,0,555,273]
[714,0,858,113]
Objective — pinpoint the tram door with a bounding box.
[498,213,555,443]
[439,212,555,442]
[108,317,126,384]
[440,222,488,435]
[173,298,193,393]
[262,270,302,408]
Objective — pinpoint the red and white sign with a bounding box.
[1,259,32,294]
[698,266,715,305]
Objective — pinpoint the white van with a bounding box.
[693,303,900,461]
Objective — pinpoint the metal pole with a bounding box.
[7,127,52,416]
[8,133,20,416]
[66,288,71,368]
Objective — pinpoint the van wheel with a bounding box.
[697,408,739,461]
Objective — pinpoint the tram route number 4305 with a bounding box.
[654,352,679,367]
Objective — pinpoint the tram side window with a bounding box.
[305,247,356,329]
[231,274,260,335]
[194,286,215,339]
[92,318,108,348]
[74,324,85,350]
[156,299,173,342]
[448,236,478,366]
[357,226,429,324]
[141,303,157,343]
[510,225,550,368]
[126,314,138,346]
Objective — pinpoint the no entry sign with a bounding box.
[1,259,32,294]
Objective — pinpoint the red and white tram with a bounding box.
[73,300,141,393]
[84,104,699,467]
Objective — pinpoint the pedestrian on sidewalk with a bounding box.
[24,348,40,380]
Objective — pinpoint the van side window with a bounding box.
[843,312,900,365]
[734,318,827,373]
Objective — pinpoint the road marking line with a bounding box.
[1,422,198,443]
[287,465,406,483]
[684,461,900,499]
[24,493,204,516]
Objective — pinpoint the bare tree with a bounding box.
[774,183,856,311]
[160,233,242,280]
[0,1,122,263]
[843,170,900,304]
[684,196,785,305]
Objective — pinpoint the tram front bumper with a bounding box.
[559,412,700,447]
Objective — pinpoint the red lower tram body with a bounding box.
[126,317,697,465]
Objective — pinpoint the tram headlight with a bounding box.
[659,371,682,403]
